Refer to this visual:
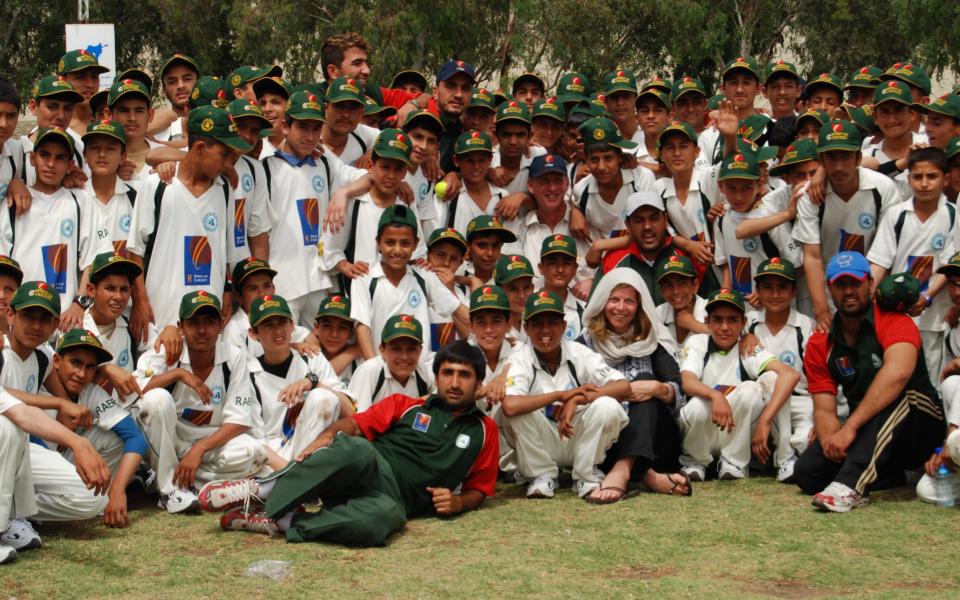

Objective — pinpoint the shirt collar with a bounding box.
[274,149,316,168]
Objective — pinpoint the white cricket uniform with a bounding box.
[60,383,133,473]
[154,118,184,142]
[762,184,793,214]
[20,130,85,186]
[260,150,364,323]
[714,198,802,295]
[350,263,461,352]
[867,195,955,381]
[657,296,708,351]
[919,325,960,503]
[221,307,311,358]
[0,187,103,311]
[249,352,352,460]
[747,309,815,454]
[516,207,593,287]
[678,334,791,470]
[659,166,720,246]
[503,340,628,490]
[793,167,902,264]
[0,138,25,201]
[426,283,469,353]
[862,132,928,163]
[559,291,585,342]
[574,167,657,237]
[491,145,547,194]
[439,183,519,242]
[82,177,136,256]
[258,137,279,160]
[348,353,436,412]
[696,127,720,169]
[127,169,247,327]
[232,155,276,257]
[316,192,427,276]
[134,342,266,495]
[405,166,439,233]
[331,124,379,167]
[0,390,35,530]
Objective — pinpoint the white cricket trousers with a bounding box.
[136,389,267,495]
[269,388,343,461]
[0,416,35,531]
[679,372,792,470]
[504,396,628,483]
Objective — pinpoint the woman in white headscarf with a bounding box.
[578,268,691,502]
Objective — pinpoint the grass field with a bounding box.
[2,477,959,599]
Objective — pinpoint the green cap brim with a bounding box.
[818,143,861,153]
[382,331,422,344]
[215,135,254,153]
[454,146,493,156]
[81,129,126,146]
[753,271,795,282]
[38,89,84,104]
[58,341,113,364]
[706,298,745,313]
[372,150,413,168]
[523,305,564,321]
[468,227,517,244]
[770,157,815,176]
[557,93,589,105]
[181,303,221,320]
[91,259,142,282]
[250,308,292,328]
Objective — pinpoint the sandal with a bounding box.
[584,485,627,504]
[667,472,693,497]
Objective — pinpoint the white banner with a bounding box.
[65,24,116,89]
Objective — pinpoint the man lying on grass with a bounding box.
[196,340,498,547]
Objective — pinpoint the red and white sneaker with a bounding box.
[199,478,261,513]
[812,482,868,513]
[220,508,280,536]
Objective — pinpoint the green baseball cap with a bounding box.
[32,76,83,103]
[228,65,283,92]
[873,80,913,107]
[496,99,532,125]
[737,137,778,162]
[364,96,397,119]
[286,90,326,122]
[937,251,960,276]
[56,328,113,364]
[805,73,844,97]
[495,254,535,285]
[377,204,418,237]
[470,285,510,313]
[532,97,566,122]
[754,256,797,282]
[290,82,324,98]
[325,76,365,105]
[579,116,638,150]
[512,72,546,93]
[315,294,352,322]
[882,63,931,96]
[108,78,152,107]
[82,119,127,146]
[227,98,272,132]
[641,77,672,94]
[875,272,920,312]
[818,119,862,153]
[603,68,638,95]
[455,130,494,155]
[764,60,800,84]
[248,294,293,327]
[34,127,75,156]
[914,93,960,119]
[493,88,512,106]
[57,49,109,76]
[557,72,591,104]
[947,136,960,160]
[636,88,671,109]
[402,108,444,135]
[187,105,253,152]
[671,76,707,101]
[427,227,468,252]
[656,254,695,282]
[845,65,883,91]
[160,54,199,78]
[848,105,877,135]
[540,234,577,259]
[588,92,611,116]
[89,252,142,283]
[658,120,698,148]
[468,87,497,112]
[466,214,517,243]
[381,314,423,344]
[11,281,61,317]
[232,256,277,288]
[737,114,771,143]
[188,76,230,109]
[0,256,23,285]
[117,68,153,94]
[372,128,413,167]
[705,287,746,313]
[719,151,760,181]
[523,290,565,321]
[770,139,819,176]
[722,56,761,80]
[796,108,829,128]
[252,76,291,100]
[179,290,221,319]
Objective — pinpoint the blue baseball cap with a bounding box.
[436,59,476,84]
[529,153,568,179]
[826,251,871,284]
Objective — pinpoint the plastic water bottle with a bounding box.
[934,447,956,508]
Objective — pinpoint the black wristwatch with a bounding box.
[73,295,93,309]
[305,372,319,390]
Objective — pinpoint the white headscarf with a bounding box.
[581,268,676,364]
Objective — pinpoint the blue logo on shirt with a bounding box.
[743,238,758,253]
[241,173,253,193]
[408,289,422,308]
[564,324,576,341]
[203,212,220,232]
[419,182,429,201]
[778,350,797,367]
[858,212,875,229]
[119,214,131,233]
[0,184,7,200]
[25,374,36,393]
[118,349,129,368]
[211,384,224,405]
[312,175,325,194]
[932,233,946,251]
[60,218,74,238]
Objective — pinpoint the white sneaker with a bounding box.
[681,464,706,482]
[812,481,868,513]
[0,544,16,565]
[776,457,798,484]
[525,475,556,498]
[159,488,200,514]
[199,478,261,513]
[1,519,41,551]
[573,479,601,498]
[718,458,747,480]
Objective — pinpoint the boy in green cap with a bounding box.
[864,80,926,169]
[671,76,716,168]
[0,77,28,211]
[795,108,828,142]
[252,76,291,159]
[804,73,844,114]
[655,254,708,349]
[350,205,468,358]
[502,290,630,498]
[462,88,498,138]
[530,98,566,154]
[719,56,762,120]
[463,215,519,287]
[150,54,200,142]
[104,79,155,178]
[0,255,21,333]
[881,62,931,134]
[441,131,512,234]
[490,100,546,195]
[362,97,396,129]
[57,49,109,135]
[867,147,955,383]
[844,66,882,108]
[347,313,435,410]
[313,294,362,386]
[762,61,802,120]
[23,76,86,184]
[602,68,644,148]
[496,253,535,344]
[635,88,672,164]
[226,98,275,260]
[539,234,586,341]
[556,72,591,112]
[81,119,137,256]
[321,76,378,167]
[399,109,445,232]
[747,257,816,482]
[512,73,546,110]
[679,288,800,481]
[228,65,282,103]
[914,93,960,151]
[425,227,470,352]
[134,290,265,514]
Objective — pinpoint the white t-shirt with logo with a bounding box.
[348,353,436,412]
[746,309,814,395]
[232,155,276,257]
[82,178,136,256]
[680,333,776,390]
[0,337,55,395]
[574,167,657,237]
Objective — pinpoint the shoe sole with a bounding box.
[719,472,745,481]
[6,537,41,551]
[0,550,16,565]
[163,499,200,515]
[812,495,867,513]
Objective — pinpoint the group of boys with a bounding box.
[1,33,959,558]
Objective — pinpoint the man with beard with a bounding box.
[150,54,200,142]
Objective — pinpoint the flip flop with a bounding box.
[584,485,627,504]
[667,472,693,497]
